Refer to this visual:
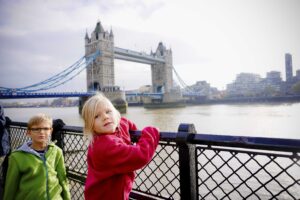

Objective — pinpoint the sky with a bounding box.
[0,0,299,93]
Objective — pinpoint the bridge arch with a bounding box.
[88,81,101,91]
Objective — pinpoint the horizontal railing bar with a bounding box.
[130,130,177,142]
[129,130,300,152]
[191,133,300,152]
[8,121,300,152]
[129,190,166,200]
[62,125,83,132]
[67,170,86,183]
[9,121,28,127]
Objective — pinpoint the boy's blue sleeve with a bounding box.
[3,155,20,200]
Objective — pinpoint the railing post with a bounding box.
[176,123,197,200]
[52,119,65,150]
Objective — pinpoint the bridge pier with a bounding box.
[143,91,185,108]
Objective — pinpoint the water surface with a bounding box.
[4,103,300,139]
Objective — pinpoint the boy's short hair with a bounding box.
[27,113,53,129]
[82,93,121,139]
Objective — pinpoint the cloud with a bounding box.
[0,0,300,92]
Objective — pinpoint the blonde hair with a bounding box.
[27,113,53,129]
[81,93,121,141]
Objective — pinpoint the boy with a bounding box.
[3,113,71,200]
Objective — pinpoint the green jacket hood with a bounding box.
[15,141,54,158]
[3,142,71,200]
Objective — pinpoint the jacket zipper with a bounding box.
[42,154,50,200]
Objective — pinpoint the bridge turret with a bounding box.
[85,20,115,90]
[82,20,127,113]
[156,42,167,56]
[146,42,183,107]
[109,28,114,39]
[85,30,90,45]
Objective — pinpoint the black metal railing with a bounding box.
[1,120,300,200]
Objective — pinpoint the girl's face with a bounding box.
[93,103,117,134]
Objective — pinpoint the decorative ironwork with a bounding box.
[134,143,180,199]
[196,146,300,199]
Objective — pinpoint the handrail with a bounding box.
[130,130,300,152]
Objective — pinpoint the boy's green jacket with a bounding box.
[3,142,71,200]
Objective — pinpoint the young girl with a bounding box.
[82,93,160,200]
[3,113,70,200]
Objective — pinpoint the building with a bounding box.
[285,53,293,83]
[126,85,152,104]
[226,73,263,97]
[296,70,300,82]
[261,71,283,96]
[182,81,220,102]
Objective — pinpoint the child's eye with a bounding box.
[106,110,112,114]
[95,115,99,119]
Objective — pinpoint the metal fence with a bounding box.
[1,120,300,200]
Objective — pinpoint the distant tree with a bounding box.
[51,98,72,107]
[263,85,278,96]
[292,81,300,94]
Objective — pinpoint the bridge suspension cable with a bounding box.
[0,50,100,93]
[172,66,194,92]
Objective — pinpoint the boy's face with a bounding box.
[93,104,117,134]
[27,121,52,144]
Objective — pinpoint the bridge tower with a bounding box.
[80,21,127,113]
[85,21,115,90]
[151,42,173,93]
[146,42,183,106]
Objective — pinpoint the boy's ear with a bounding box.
[26,130,31,136]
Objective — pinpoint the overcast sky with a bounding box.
[0,0,299,92]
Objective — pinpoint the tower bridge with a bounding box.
[82,21,184,112]
[1,20,185,113]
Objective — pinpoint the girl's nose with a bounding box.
[103,113,109,120]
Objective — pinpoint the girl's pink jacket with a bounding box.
[84,117,160,200]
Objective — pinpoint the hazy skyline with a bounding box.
[0,0,300,92]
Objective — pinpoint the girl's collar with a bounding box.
[93,127,119,137]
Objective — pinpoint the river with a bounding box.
[3,102,300,139]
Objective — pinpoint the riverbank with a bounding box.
[127,95,300,107]
[186,95,300,105]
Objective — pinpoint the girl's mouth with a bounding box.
[104,122,113,127]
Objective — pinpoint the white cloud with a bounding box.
[0,0,300,92]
